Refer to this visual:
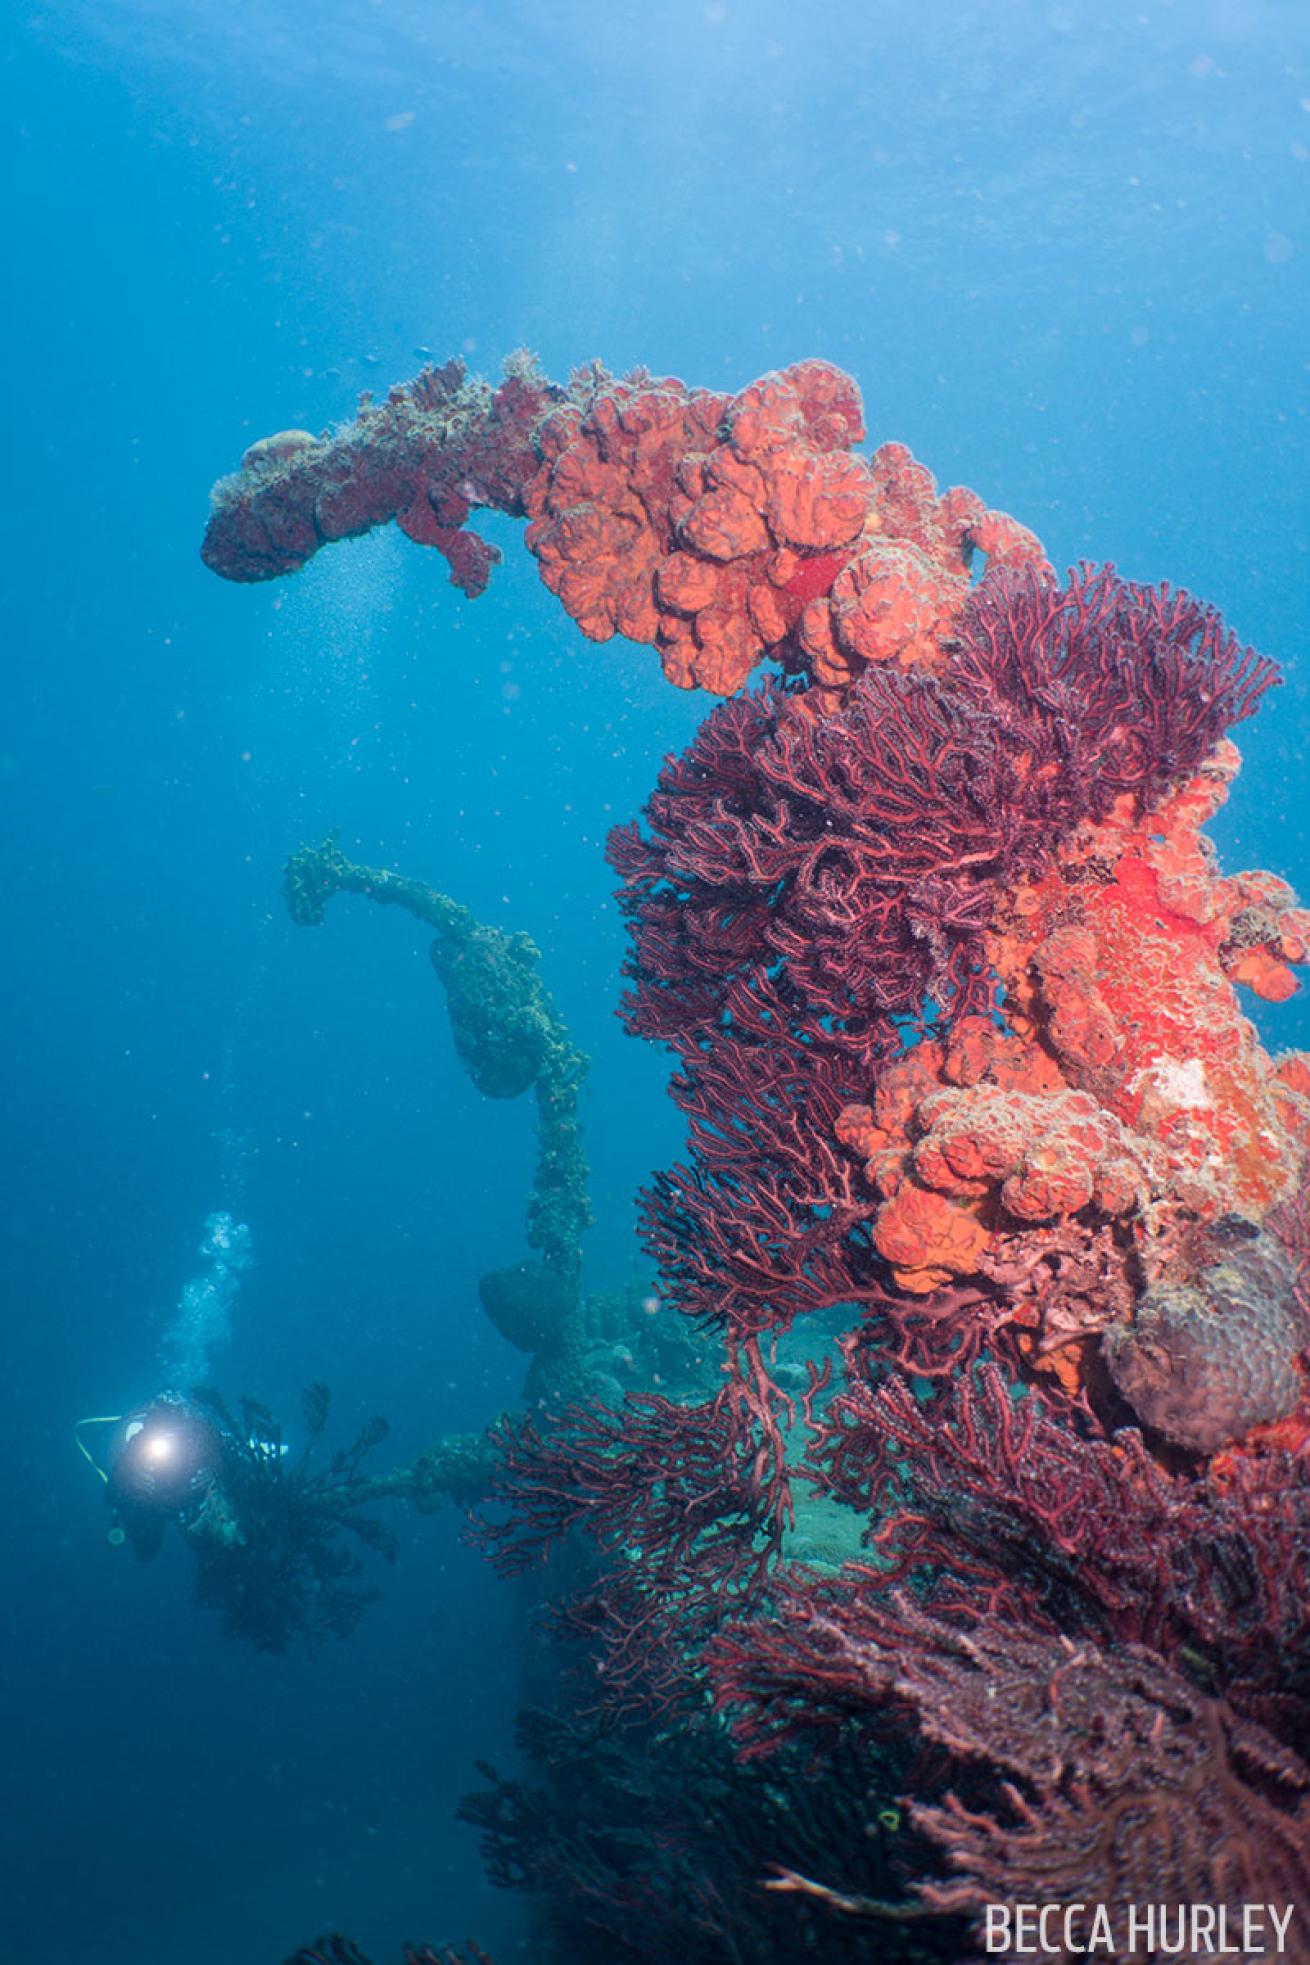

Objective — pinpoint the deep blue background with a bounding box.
[3,3,1308,1960]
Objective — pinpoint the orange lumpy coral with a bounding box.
[988,752,1309,1220]
[873,1183,991,1293]
[912,1087,1149,1224]
[524,362,865,694]
[1273,1053,1310,1136]
[795,445,1049,694]
[837,1018,1155,1295]
[523,363,1047,697]
[1217,869,1310,1004]
[205,348,1309,1456]
[1229,950,1300,1003]
[799,540,963,682]
[854,1076,1155,1294]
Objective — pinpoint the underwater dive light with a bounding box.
[76,1402,222,1511]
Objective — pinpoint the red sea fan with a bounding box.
[477,1355,799,1713]
[954,561,1276,802]
[709,1587,1310,1959]
[638,1038,880,1339]
[806,1350,1310,1727]
[611,563,1276,1064]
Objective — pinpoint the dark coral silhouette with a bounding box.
[188,1383,400,1653]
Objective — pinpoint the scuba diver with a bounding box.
[75,1395,231,1560]
[75,1208,258,1558]
[75,1383,407,1654]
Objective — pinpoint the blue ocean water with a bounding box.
[2,3,1308,1959]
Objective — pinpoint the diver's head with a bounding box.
[108,1398,221,1512]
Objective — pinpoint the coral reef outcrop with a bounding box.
[204,350,1310,1962]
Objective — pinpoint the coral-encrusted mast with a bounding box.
[202,358,554,596]
[203,354,1045,695]
[202,346,1310,1448]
